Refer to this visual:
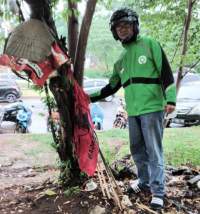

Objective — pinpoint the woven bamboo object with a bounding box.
[4,19,54,62]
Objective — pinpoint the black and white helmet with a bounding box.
[110,8,139,43]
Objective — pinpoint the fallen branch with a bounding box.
[97,149,125,211]
[97,163,111,199]
[187,175,200,185]
[135,202,158,214]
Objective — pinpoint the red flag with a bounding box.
[73,80,99,176]
[0,42,70,86]
[0,42,99,176]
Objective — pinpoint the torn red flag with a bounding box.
[0,42,99,176]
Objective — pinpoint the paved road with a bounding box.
[0,97,120,134]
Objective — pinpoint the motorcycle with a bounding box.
[15,108,32,133]
[90,103,104,130]
[47,110,61,133]
[113,99,128,129]
[46,103,104,133]
[0,101,32,133]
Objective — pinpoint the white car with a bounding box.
[83,78,114,102]
[173,72,200,85]
[170,81,200,127]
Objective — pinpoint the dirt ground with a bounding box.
[0,134,199,214]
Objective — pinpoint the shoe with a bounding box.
[150,196,164,210]
[127,179,149,194]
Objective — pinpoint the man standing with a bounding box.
[89,8,176,209]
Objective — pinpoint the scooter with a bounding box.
[46,104,104,132]
[113,99,128,129]
[90,103,104,130]
[15,107,32,133]
[47,110,61,133]
[0,101,32,133]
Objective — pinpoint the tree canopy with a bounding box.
[0,0,199,73]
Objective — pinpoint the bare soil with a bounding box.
[0,134,199,214]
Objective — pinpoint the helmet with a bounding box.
[110,8,139,43]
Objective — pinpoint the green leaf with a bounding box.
[44,189,57,196]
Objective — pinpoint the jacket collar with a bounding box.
[122,35,141,48]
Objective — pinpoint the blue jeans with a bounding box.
[128,111,165,197]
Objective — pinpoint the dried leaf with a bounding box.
[44,189,57,196]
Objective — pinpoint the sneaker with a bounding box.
[150,196,164,209]
[128,180,149,194]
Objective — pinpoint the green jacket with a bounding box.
[90,35,176,116]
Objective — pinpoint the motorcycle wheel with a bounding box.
[15,124,27,133]
[95,122,101,130]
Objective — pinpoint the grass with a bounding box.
[97,127,200,167]
[19,126,200,167]
[97,129,129,163]
[25,133,54,150]
[22,134,57,166]
[163,127,200,166]
[100,127,200,166]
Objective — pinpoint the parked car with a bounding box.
[173,72,200,85]
[170,81,200,127]
[0,80,22,103]
[0,72,18,81]
[83,78,114,102]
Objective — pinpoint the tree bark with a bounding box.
[25,0,58,35]
[68,0,79,63]
[49,67,81,185]
[176,0,194,91]
[74,0,98,86]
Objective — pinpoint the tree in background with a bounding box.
[1,0,199,74]
[87,0,200,75]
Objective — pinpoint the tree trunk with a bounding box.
[23,0,98,185]
[176,0,195,91]
[68,0,79,63]
[74,0,98,86]
[25,0,80,185]
[49,66,81,185]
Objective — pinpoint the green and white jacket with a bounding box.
[90,35,176,116]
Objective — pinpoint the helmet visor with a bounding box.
[110,16,138,29]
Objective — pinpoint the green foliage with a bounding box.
[87,15,122,72]
[84,68,111,78]
[0,0,199,74]
[63,186,80,197]
[89,0,200,73]
[41,95,57,110]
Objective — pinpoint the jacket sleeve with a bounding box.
[151,40,176,106]
[90,59,122,103]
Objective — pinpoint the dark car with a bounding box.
[0,80,22,103]
[170,81,200,127]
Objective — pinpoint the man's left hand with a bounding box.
[165,104,175,114]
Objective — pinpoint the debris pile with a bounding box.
[0,155,199,214]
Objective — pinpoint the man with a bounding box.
[89,8,176,209]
